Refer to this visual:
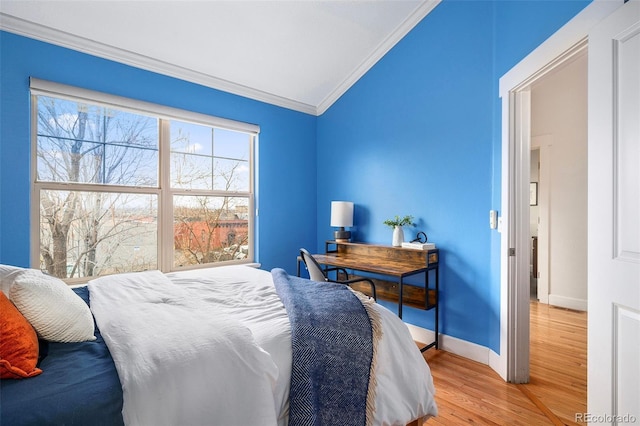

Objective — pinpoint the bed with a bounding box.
[1,264,437,425]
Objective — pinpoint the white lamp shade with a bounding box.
[330,201,354,227]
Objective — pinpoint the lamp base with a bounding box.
[334,229,351,242]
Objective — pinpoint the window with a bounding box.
[31,79,257,280]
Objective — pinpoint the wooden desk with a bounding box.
[303,241,440,351]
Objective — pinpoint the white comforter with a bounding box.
[89,265,437,426]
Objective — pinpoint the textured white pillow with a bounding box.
[0,264,25,296]
[9,270,96,343]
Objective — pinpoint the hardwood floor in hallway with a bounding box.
[422,301,587,425]
[526,302,587,425]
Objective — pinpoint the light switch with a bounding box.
[489,210,498,229]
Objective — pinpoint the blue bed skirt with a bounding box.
[0,287,124,426]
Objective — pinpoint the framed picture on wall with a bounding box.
[530,182,538,206]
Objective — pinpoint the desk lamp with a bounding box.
[331,201,353,242]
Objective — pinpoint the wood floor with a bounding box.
[422,301,587,425]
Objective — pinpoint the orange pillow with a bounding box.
[0,292,42,379]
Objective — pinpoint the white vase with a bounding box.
[392,226,404,247]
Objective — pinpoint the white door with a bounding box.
[588,0,640,420]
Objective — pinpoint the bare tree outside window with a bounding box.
[173,195,249,265]
[170,121,251,267]
[36,96,158,278]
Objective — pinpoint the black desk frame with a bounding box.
[298,241,440,351]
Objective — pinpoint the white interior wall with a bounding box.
[530,149,540,238]
[530,149,539,280]
[530,52,588,311]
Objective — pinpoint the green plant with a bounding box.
[383,215,415,228]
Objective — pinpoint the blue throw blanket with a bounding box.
[271,268,378,426]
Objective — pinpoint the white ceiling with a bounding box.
[0,0,439,115]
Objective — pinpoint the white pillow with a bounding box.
[0,264,25,296]
[10,270,96,343]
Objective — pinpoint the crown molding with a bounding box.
[316,0,440,115]
[0,13,318,116]
[2,1,439,117]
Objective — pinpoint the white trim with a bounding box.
[30,78,260,135]
[0,14,317,116]
[29,90,40,270]
[497,0,623,382]
[548,294,587,312]
[316,0,441,115]
[3,2,440,117]
[488,349,505,380]
[406,323,491,366]
[512,90,532,384]
[63,262,263,286]
[159,119,173,272]
[498,0,621,97]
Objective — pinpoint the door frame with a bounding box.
[531,136,552,305]
[495,0,623,383]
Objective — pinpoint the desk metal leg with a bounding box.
[435,267,439,349]
[398,277,404,319]
[420,268,439,352]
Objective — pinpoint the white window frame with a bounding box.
[30,78,259,279]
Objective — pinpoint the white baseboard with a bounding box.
[548,294,587,311]
[489,349,507,381]
[406,323,491,366]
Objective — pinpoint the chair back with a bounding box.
[300,248,328,282]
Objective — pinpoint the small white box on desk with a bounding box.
[401,242,436,250]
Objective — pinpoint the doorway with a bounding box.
[529,51,588,310]
[497,0,622,385]
[504,40,588,384]
[525,51,588,422]
[498,1,636,418]
[498,37,590,384]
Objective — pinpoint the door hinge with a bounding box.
[509,248,516,256]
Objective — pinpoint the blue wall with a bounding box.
[0,0,592,353]
[317,0,590,352]
[0,31,317,273]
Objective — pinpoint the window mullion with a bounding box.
[33,182,161,195]
[30,93,40,268]
[159,119,173,272]
[249,134,256,262]
[171,190,251,198]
